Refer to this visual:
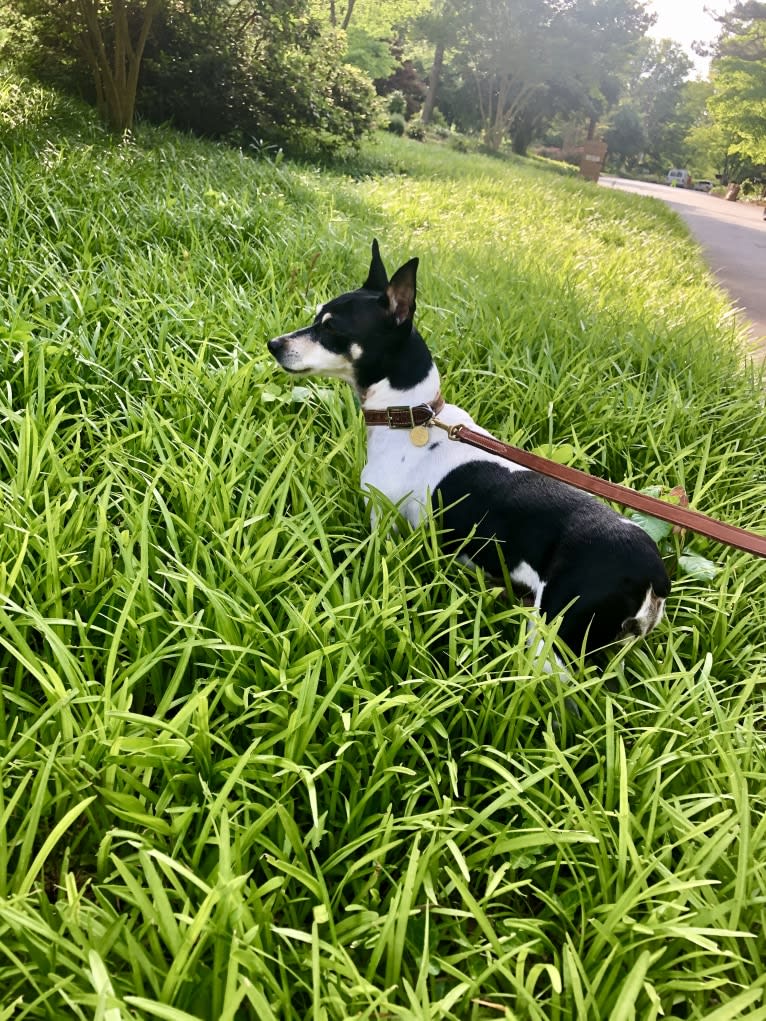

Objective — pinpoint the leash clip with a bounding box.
[431,418,464,441]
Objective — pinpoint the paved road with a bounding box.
[600,176,766,355]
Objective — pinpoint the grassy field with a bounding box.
[1,73,766,1019]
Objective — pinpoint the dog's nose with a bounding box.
[267,338,282,354]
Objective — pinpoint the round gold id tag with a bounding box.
[409,425,430,447]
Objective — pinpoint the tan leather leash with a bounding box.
[362,398,766,558]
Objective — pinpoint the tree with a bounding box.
[605,104,646,169]
[708,1,766,165]
[559,0,653,140]
[344,26,398,80]
[435,0,651,153]
[328,0,357,30]
[678,80,728,178]
[8,0,162,133]
[460,0,560,151]
[620,38,693,170]
[410,0,470,125]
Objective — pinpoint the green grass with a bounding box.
[1,72,766,1019]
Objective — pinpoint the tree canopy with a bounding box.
[709,1,766,165]
[8,0,761,178]
[426,0,652,152]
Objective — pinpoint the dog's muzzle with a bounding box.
[267,335,298,370]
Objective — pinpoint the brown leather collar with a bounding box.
[362,392,445,429]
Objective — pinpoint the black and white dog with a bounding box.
[268,240,670,655]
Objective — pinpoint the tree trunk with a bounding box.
[340,0,357,30]
[485,75,510,150]
[123,0,161,132]
[511,123,532,154]
[421,41,444,125]
[75,0,161,134]
[472,67,488,140]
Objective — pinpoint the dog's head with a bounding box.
[268,240,426,389]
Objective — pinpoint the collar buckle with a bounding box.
[386,405,417,429]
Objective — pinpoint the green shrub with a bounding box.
[429,106,448,128]
[386,112,406,135]
[406,116,426,141]
[387,89,407,116]
[138,6,376,155]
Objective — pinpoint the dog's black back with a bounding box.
[435,461,670,653]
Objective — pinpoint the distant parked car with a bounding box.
[666,168,692,188]
[693,180,714,193]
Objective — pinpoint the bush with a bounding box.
[387,113,406,135]
[406,117,426,141]
[137,4,376,155]
[387,90,407,116]
[375,59,427,119]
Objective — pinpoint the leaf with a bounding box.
[259,389,282,403]
[629,511,674,543]
[291,385,334,403]
[124,999,203,1021]
[531,442,578,465]
[17,796,96,897]
[678,552,721,581]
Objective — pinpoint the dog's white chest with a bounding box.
[360,401,527,527]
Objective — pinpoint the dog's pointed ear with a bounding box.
[385,257,418,326]
[363,238,388,291]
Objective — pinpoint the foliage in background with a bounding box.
[1,75,766,1019]
[628,39,694,170]
[676,80,728,181]
[408,0,470,126]
[604,104,646,169]
[343,25,398,80]
[2,0,378,154]
[6,0,162,133]
[436,0,651,154]
[709,0,766,168]
[604,38,696,175]
[5,0,766,173]
[138,0,377,155]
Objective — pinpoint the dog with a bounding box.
[268,240,670,655]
